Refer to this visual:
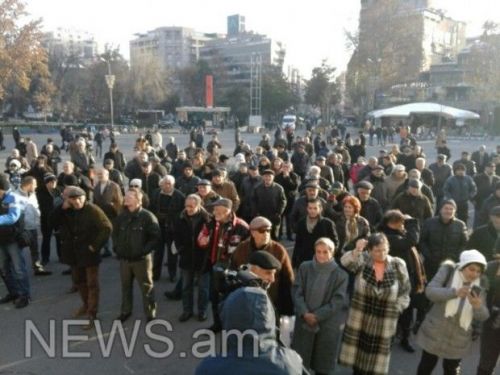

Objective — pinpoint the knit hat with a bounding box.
[458,250,487,270]
[408,179,422,189]
[43,173,57,183]
[441,199,457,209]
[0,174,10,191]
[63,174,79,187]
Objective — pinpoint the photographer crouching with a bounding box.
[196,251,303,375]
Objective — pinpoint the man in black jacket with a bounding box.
[292,198,338,268]
[113,189,161,322]
[149,175,185,281]
[468,205,500,262]
[356,180,383,230]
[174,194,212,322]
[252,169,287,240]
[473,162,500,228]
[274,161,300,241]
[419,199,468,278]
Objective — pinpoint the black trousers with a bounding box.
[477,320,500,375]
[399,292,426,338]
[417,350,461,375]
[153,226,176,281]
[209,269,222,329]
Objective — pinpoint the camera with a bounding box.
[213,265,264,298]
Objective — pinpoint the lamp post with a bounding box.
[102,57,115,127]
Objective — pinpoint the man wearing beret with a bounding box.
[251,169,287,241]
[197,198,249,332]
[195,250,302,375]
[51,186,112,329]
[356,180,383,230]
[231,216,294,317]
[196,180,221,213]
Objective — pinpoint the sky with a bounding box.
[26,0,499,78]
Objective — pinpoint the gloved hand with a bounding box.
[171,242,178,255]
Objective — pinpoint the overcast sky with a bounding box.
[27,0,498,78]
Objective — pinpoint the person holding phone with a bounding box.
[416,249,490,375]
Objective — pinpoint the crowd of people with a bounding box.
[0,123,499,375]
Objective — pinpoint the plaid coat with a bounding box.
[339,251,411,375]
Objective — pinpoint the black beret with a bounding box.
[356,181,374,190]
[248,251,282,271]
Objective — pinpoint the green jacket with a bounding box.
[113,207,160,260]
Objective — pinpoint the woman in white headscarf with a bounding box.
[416,249,490,375]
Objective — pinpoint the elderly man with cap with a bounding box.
[103,143,126,173]
[195,250,302,375]
[443,163,477,223]
[231,216,294,317]
[394,169,436,210]
[149,175,185,282]
[392,179,433,227]
[0,174,31,308]
[51,186,112,329]
[468,206,500,262]
[290,182,334,233]
[197,198,249,332]
[103,158,125,193]
[290,142,310,180]
[196,179,221,213]
[238,165,262,224]
[429,154,453,210]
[315,156,334,185]
[211,169,240,212]
[453,151,477,177]
[251,169,287,241]
[113,188,161,323]
[420,199,468,279]
[356,180,383,230]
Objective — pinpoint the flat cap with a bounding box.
[43,173,57,183]
[249,251,281,271]
[212,198,233,210]
[66,186,85,198]
[197,179,212,186]
[249,216,272,230]
[356,180,374,190]
[261,169,275,176]
[408,179,422,189]
[304,181,320,189]
[211,169,223,177]
[316,156,326,161]
[490,205,500,216]
[373,165,384,170]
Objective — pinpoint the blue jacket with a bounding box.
[0,191,22,243]
[195,286,303,375]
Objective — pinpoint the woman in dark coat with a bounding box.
[292,237,348,375]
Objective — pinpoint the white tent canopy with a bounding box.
[368,102,480,120]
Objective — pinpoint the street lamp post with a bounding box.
[103,59,115,127]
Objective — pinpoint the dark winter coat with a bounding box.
[419,216,468,278]
[52,203,112,267]
[231,238,295,316]
[252,182,287,224]
[174,208,212,272]
[112,208,161,260]
[292,216,339,268]
[391,191,433,226]
[149,188,185,229]
[468,223,500,261]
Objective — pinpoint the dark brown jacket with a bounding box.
[231,238,295,316]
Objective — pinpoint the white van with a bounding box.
[282,115,297,130]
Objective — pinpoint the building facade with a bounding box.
[43,28,98,65]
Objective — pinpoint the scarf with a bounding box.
[444,269,480,331]
[306,216,319,233]
[345,216,359,244]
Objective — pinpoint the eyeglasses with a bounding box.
[256,228,271,234]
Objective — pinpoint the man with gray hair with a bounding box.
[149,175,185,281]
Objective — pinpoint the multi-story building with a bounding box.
[42,28,98,65]
[129,27,218,71]
[348,0,466,111]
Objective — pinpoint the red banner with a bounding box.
[205,75,213,108]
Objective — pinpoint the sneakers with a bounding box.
[34,267,52,276]
[179,312,193,322]
[14,296,29,309]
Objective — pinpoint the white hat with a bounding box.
[9,159,21,168]
[129,178,142,188]
[458,249,487,270]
